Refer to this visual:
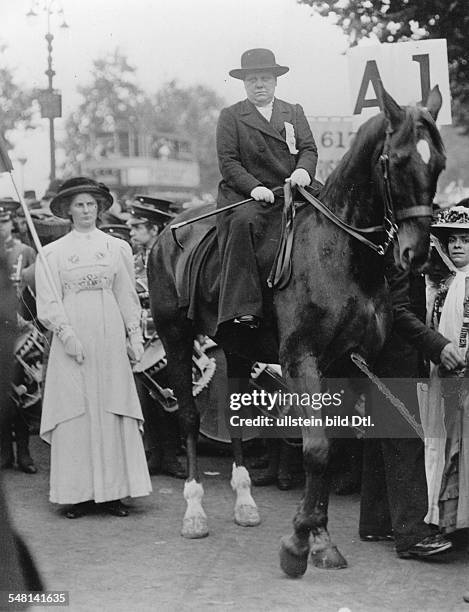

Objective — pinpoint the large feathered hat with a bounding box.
[431,201,469,241]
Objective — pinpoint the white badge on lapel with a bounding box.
[284,122,298,154]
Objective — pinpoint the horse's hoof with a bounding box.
[181,516,209,539]
[279,536,309,578]
[310,545,347,569]
[234,504,261,527]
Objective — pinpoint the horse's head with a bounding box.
[376,87,446,270]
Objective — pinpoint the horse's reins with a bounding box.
[273,125,432,440]
[298,124,432,256]
[170,122,432,256]
[170,186,284,248]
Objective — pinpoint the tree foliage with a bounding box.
[150,81,225,194]
[63,49,147,167]
[300,0,469,130]
[0,66,35,145]
[63,51,224,193]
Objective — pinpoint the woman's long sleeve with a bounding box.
[113,241,142,336]
[35,249,71,338]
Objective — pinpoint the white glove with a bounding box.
[60,328,85,364]
[287,168,311,188]
[250,186,275,203]
[128,333,144,362]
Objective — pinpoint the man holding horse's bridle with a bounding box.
[216,48,318,329]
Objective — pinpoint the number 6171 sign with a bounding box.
[347,39,451,127]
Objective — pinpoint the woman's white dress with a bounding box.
[36,228,152,504]
[421,246,469,531]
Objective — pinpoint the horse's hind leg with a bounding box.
[225,352,260,527]
[279,356,347,577]
[160,318,208,539]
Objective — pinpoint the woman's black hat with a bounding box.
[50,177,113,219]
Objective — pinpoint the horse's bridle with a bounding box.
[299,122,433,256]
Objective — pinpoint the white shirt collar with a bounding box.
[255,98,274,122]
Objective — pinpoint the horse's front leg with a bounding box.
[226,352,260,527]
[162,322,208,539]
[306,435,347,570]
[279,356,347,577]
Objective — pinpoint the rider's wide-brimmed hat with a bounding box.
[50,177,113,219]
[431,202,469,241]
[229,48,289,80]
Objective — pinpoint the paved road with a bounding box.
[2,437,469,612]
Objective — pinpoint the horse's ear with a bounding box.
[425,85,442,121]
[380,87,405,129]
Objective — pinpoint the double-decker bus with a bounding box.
[80,123,200,204]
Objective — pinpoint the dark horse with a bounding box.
[148,87,445,575]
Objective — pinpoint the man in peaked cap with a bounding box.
[0,206,38,474]
[127,197,174,281]
[0,198,20,223]
[0,206,36,289]
[126,200,186,479]
[216,48,318,329]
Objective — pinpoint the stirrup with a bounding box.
[233,315,260,329]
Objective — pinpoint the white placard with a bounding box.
[307,117,354,181]
[347,39,452,127]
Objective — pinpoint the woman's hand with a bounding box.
[440,342,465,371]
[128,333,144,362]
[63,333,85,365]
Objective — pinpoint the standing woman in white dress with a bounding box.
[423,203,469,533]
[35,177,152,518]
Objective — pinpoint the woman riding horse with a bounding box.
[148,82,445,576]
[216,48,318,330]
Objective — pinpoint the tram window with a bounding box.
[175,140,193,160]
[117,131,130,157]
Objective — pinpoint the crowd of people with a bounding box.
[0,49,468,577]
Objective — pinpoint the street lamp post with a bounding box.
[27,1,69,182]
[45,17,56,181]
[17,157,28,196]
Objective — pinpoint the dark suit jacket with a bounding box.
[376,254,449,378]
[216,98,318,207]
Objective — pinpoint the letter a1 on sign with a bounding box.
[347,39,451,129]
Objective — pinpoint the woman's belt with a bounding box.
[63,274,112,295]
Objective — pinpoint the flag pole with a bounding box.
[0,134,60,302]
[9,172,62,304]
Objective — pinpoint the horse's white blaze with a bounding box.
[417,139,431,164]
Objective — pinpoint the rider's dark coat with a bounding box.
[216,98,318,325]
[217,98,318,207]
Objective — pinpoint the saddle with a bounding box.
[175,181,323,335]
